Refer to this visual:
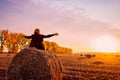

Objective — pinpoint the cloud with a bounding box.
[1,0,118,33]
[7,0,24,3]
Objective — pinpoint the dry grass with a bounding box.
[0,52,120,80]
[58,53,120,80]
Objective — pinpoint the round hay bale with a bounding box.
[7,47,63,80]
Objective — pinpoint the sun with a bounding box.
[92,36,119,52]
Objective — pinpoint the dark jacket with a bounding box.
[25,34,54,50]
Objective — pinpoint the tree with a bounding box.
[1,29,30,53]
[0,30,5,53]
[44,41,73,54]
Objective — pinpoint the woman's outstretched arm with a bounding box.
[43,32,59,38]
[24,35,32,39]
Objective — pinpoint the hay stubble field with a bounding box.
[0,53,120,80]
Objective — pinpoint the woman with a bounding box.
[25,28,59,50]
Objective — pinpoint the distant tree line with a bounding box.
[0,29,72,54]
[44,41,72,54]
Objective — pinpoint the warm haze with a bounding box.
[0,0,120,53]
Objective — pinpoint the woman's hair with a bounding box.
[34,28,40,35]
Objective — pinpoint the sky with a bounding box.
[0,0,120,53]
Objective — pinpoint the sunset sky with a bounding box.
[0,0,120,52]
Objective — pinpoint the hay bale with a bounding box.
[7,47,63,80]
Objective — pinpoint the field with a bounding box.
[0,53,120,80]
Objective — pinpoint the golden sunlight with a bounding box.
[92,36,119,52]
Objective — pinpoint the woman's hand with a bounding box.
[54,32,59,36]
